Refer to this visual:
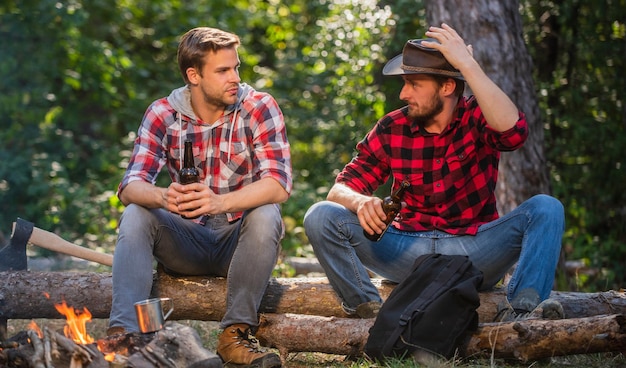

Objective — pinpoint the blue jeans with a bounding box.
[303,194,564,310]
[109,203,283,331]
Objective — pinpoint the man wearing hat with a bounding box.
[304,24,565,322]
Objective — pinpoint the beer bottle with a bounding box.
[364,179,410,241]
[179,140,199,185]
[179,140,200,219]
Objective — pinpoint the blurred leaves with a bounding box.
[522,0,626,290]
[0,0,397,253]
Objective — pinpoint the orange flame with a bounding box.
[45,296,118,361]
[27,320,43,338]
[54,300,94,344]
[104,352,116,362]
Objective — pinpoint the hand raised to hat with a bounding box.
[423,23,521,133]
[422,23,475,73]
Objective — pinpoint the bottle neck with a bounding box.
[183,141,194,168]
[391,180,410,201]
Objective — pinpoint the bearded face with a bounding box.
[406,88,444,124]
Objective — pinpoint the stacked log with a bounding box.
[256,313,626,362]
[2,270,626,362]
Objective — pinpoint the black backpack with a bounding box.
[364,253,483,362]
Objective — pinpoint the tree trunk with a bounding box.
[1,271,626,322]
[425,0,550,213]
[256,313,626,362]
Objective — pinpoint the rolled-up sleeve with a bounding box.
[117,102,168,197]
[251,94,293,195]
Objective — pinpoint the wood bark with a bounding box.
[256,313,626,362]
[425,0,550,213]
[1,270,626,323]
[124,322,222,368]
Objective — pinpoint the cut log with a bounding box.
[257,314,372,359]
[469,315,626,362]
[283,256,325,275]
[1,270,626,323]
[256,313,626,362]
[124,322,222,368]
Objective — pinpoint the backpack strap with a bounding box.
[381,254,471,355]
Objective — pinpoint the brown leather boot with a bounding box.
[106,326,126,336]
[217,324,281,367]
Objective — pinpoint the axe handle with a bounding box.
[14,222,114,267]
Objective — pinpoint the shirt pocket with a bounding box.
[402,172,426,205]
[219,141,252,182]
[445,143,478,189]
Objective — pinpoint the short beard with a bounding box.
[408,94,444,126]
[202,91,229,109]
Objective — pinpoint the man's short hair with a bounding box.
[177,27,240,84]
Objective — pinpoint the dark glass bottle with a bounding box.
[179,140,199,185]
[179,140,200,219]
[364,179,411,241]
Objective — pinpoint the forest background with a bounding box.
[1,0,624,293]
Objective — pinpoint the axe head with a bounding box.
[0,218,33,271]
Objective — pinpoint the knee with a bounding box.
[529,194,564,216]
[118,204,153,230]
[528,194,565,227]
[303,201,336,235]
[242,205,283,243]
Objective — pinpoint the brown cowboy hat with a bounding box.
[383,38,464,80]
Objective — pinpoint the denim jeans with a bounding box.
[303,194,564,311]
[109,203,283,331]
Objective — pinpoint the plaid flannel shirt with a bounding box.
[119,85,292,222]
[337,96,528,235]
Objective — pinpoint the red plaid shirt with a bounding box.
[336,96,528,235]
[119,85,292,222]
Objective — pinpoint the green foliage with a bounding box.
[246,0,398,251]
[0,0,397,254]
[0,1,121,244]
[1,0,625,292]
[522,0,626,290]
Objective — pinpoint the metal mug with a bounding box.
[134,297,174,333]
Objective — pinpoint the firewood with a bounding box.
[124,322,222,368]
[54,332,91,364]
[54,332,109,368]
[45,326,61,359]
[69,358,82,368]
[255,313,626,362]
[43,326,55,366]
[26,330,45,368]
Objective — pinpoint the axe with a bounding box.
[0,218,113,271]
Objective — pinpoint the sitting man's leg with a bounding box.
[495,195,565,321]
[108,204,206,334]
[216,204,283,367]
[461,194,565,322]
[304,201,383,318]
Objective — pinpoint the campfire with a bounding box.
[0,298,222,368]
[0,299,121,367]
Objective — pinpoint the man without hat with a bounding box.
[304,23,565,323]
